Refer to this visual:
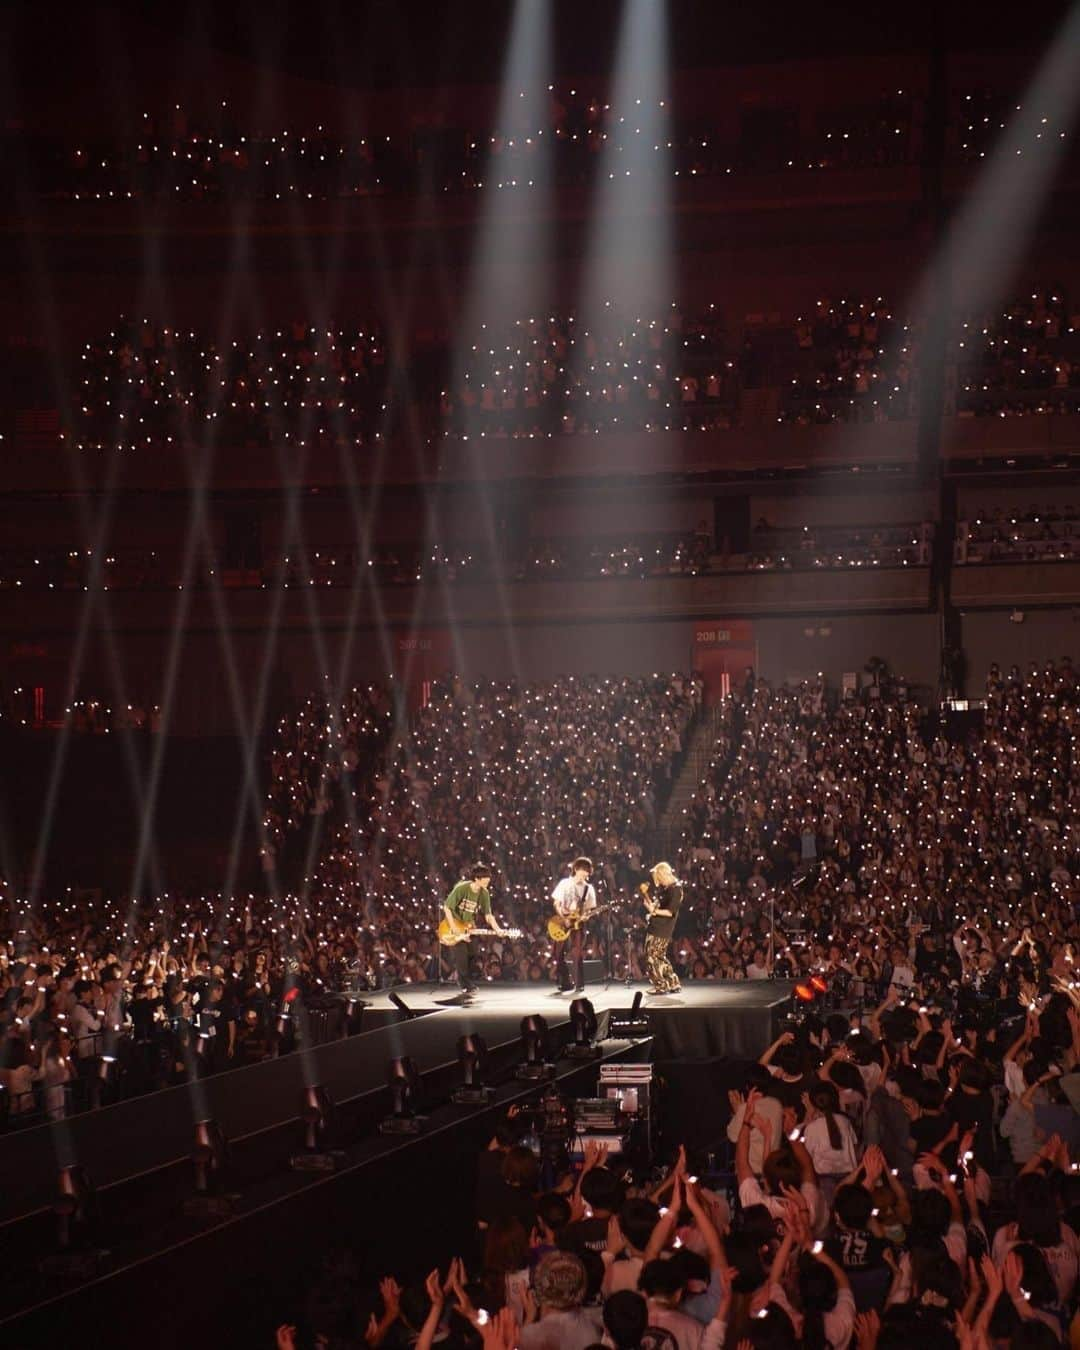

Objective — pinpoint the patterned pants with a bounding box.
[645,934,680,992]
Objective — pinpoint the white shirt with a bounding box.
[71,1002,102,1058]
[551,876,597,919]
[803,1112,860,1177]
[520,1307,603,1350]
[727,1095,784,1175]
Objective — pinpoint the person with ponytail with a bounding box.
[802,1081,860,1201]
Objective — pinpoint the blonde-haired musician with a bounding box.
[640,861,683,995]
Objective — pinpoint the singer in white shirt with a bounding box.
[551,857,597,992]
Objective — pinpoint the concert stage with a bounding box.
[363,977,794,1060]
[0,978,791,1343]
[0,979,790,1230]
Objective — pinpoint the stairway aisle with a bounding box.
[648,701,732,862]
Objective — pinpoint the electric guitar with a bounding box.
[547,904,612,944]
[437,919,522,947]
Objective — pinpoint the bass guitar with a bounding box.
[437,919,522,947]
[547,904,612,944]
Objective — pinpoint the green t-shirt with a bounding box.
[445,880,492,925]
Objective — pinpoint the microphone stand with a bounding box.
[598,876,616,989]
[433,885,445,987]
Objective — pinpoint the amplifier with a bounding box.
[573,1097,623,1131]
[581,959,604,985]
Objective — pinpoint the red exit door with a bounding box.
[691,620,755,704]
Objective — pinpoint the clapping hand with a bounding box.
[582,1139,609,1172]
[479,1307,520,1349]
[424,1267,445,1310]
[379,1276,401,1320]
[861,1144,885,1187]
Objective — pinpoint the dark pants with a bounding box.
[448,938,475,991]
[554,928,584,989]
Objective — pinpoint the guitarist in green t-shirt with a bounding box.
[442,863,507,995]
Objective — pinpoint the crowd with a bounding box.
[50,289,1080,457]
[0,515,932,601]
[444,309,738,439]
[743,522,931,573]
[58,287,1080,457]
[278,964,1080,1347]
[66,298,925,456]
[305,674,704,972]
[678,659,1080,988]
[5,657,1080,1145]
[955,288,1080,419]
[267,658,1080,1346]
[76,318,392,453]
[34,87,920,206]
[777,297,916,426]
[957,504,1080,565]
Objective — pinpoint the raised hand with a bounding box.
[1003,1250,1026,1300]
[582,1139,609,1172]
[862,1144,884,1187]
[276,1327,297,1350]
[424,1268,445,1309]
[979,1252,1003,1305]
[480,1307,520,1350]
[379,1276,402,1320]
[854,1309,880,1350]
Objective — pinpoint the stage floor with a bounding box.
[361,978,789,1013]
[361,978,794,1060]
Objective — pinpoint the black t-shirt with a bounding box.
[647,884,683,941]
[186,975,210,1009]
[559,1215,610,1255]
[910,1112,953,1158]
[765,1070,818,1111]
[948,1088,995,1167]
[130,996,164,1037]
[826,1228,887,1272]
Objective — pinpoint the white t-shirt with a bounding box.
[645,1303,705,1350]
[992,1222,1080,1305]
[803,1113,860,1177]
[551,876,597,919]
[727,1096,784,1175]
[519,1307,603,1350]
